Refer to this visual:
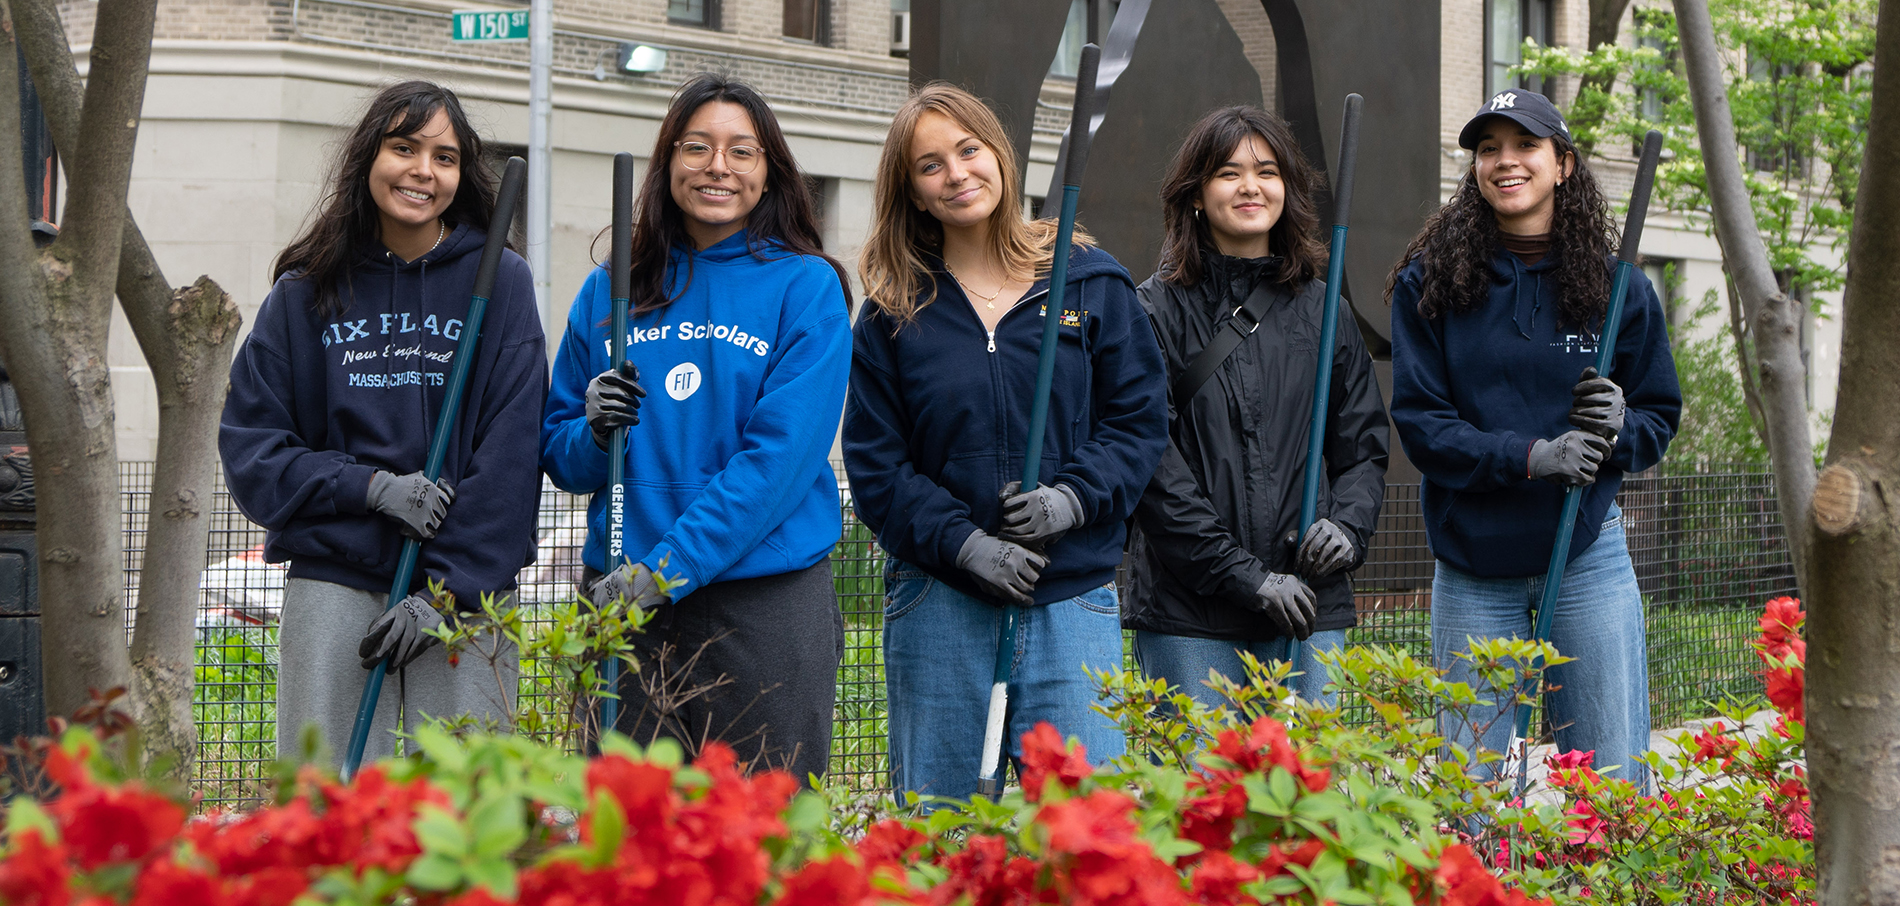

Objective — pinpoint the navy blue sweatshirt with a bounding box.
[843,246,1168,605]
[219,223,547,605]
[1388,250,1681,577]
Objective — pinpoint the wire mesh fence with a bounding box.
[115,461,1790,806]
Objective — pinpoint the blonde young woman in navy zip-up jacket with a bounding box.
[843,84,1167,804]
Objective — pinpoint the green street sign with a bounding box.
[451,9,529,42]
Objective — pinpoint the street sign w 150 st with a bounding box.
[452,10,529,41]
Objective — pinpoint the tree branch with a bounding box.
[1671,0,1814,591]
[48,0,154,297]
[0,7,41,315]
[1722,272,1769,451]
[10,0,82,155]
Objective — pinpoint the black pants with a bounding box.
[584,561,843,784]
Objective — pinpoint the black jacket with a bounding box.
[1122,255,1389,639]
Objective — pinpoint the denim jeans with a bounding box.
[1431,503,1650,788]
[882,559,1126,804]
[1133,628,1347,708]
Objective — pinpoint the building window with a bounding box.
[891,0,911,57]
[669,0,718,29]
[1487,0,1552,97]
[784,0,830,43]
[1049,0,1116,78]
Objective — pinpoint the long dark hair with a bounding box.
[1155,106,1327,288]
[274,80,498,318]
[1386,133,1617,329]
[621,73,847,314]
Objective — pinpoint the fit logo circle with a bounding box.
[665,362,702,400]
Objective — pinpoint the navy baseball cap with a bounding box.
[1458,88,1573,149]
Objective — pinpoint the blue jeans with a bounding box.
[1133,628,1347,708]
[1432,504,1650,788]
[882,559,1126,804]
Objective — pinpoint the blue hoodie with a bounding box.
[1388,250,1681,578]
[219,223,547,604]
[842,246,1168,606]
[540,232,851,600]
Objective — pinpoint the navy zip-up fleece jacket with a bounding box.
[1389,250,1680,578]
[843,245,1168,606]
[219,223,547,605]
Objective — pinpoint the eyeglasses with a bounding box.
[674,141,763,173]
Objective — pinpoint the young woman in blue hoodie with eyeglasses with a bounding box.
[1388,89,1681,788]
[843,84,1168,804]
[540,74,851,784]
[220,81,546,765]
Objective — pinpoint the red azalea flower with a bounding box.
[929,834,1047,906]
[49,781,187,871]
[585,754,678,833]
[1690,726,1741,767]
[129,860,219,906]
[1205,716,1330,792]
[1766,667,1805,724]
[0,830,72,906]
[1436,843,1553,906]
[1177,786,1246,861]
[1185,850,1260,905]
[776,855,916,906]
[1759,597,1804,650]
[1257,839,1325,878]
[856,820,928,868]
[1018,723,1093,802]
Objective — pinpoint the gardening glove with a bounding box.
[1250,573,1317,640]
[997,481,1083,549]
[1295,518,1357,579]
[587,562,670,612]
[1568,366,1626,442]
[955,530,1048,606]
[1527,430,1613,487]
[586,361,645,451]
[358,591,445,670]
[366,470,455,540]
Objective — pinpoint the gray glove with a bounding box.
[955,530,1048,606]
[366,470,455,540]
[997,481,1083,549]
[588,562,670,611]
[1569,366,1626,441]
[1528,430,1613,486]
[586,361,646,451]
[1250,573,1316,640]
[1296,518,1356,578]
[358,591,445,669]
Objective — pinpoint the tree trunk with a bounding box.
[1670,0,1816,593]
[11,0,238,774]
[1807,3,1900,900]
[1578,0,1634,101]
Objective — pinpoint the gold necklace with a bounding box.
[950,267,1012,310]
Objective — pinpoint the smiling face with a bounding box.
[1196,132,1285,259]
[907,110,1005,237]
[367,108,461,252]
[668,100,768,250]
[1472,117,1575,235]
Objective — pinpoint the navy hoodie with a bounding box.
[1388,250,1681,578]
[219,223,547,605]
[843,246,1168,605]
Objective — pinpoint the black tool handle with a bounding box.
[1063,44,1102,188]
[1620,131,1665,263]
[1332,94,1363,228]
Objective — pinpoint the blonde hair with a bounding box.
[858,83,1090,324]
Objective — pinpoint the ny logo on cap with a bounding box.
[1489,91,1519,111]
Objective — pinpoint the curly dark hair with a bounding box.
[1156,106,1327,288]
[1385,134,1618,330]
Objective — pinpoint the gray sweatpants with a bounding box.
[278,578,518,767]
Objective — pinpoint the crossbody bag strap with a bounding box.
[1172,284,1279,404]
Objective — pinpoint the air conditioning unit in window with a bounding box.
[891,10,911,56]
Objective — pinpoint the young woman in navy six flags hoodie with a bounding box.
[540,74,852,785]
[1388,89,1680,789]
[843,84,1167,804]
[220,81,546,766]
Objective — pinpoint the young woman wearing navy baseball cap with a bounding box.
[1387,89,1681,787]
